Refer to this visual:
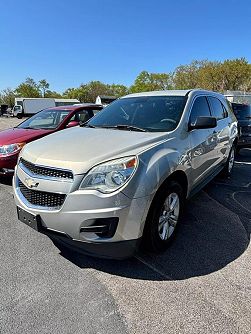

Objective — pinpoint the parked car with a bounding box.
[231,102,251,153]
[13,90,238,259]
[0,104,8,116]
[13,98,80,118]
[0,104,102,176]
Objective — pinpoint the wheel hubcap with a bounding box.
[228,148,235,173]
[158,193,180,241]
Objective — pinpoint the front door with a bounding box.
[189,96,218,186]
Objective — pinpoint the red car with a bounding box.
[0,104,103,176]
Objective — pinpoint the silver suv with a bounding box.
[13,90,238,259]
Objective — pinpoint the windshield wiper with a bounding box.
[98,124,147,132]
[21,127,40,130]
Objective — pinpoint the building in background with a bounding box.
[224,91,251,104]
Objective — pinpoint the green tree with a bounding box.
[84,81,114,102]
[130,71,172,93]
[15,77,41,97]
[63,81,123,103]
[172,58,251,92]
[0,88,16,107]
[172,60,207,89]
[107,84,128,97]
[63,87,87,102]
[220,58,251,91]
[38,79,50,97]
[44,90,62,98]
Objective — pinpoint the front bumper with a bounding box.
[13,169,150,259]
[41,230,141,259]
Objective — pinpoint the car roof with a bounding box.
[121,89,224,99]
[44,104,103,111]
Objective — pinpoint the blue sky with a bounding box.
[0,0,250,92]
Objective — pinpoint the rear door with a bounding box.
[189,96,218,186]
[207,97,230,163]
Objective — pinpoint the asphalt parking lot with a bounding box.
[0,118,251,334]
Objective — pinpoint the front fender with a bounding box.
[122,142,190,200]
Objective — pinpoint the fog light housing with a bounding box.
[80,217,119,238]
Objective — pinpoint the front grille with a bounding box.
[18,179,66,208]
[20,158,73,180]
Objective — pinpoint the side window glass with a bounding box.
[208,97,225,120]
[189,96,211,124]
[221,103,228,118]
[77,110,91,123]
[92,109,102,116]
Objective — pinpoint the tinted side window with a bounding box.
[189,96,211,124]
[70,110,90,123]
[208,97,225,120]
[92,109,102,116]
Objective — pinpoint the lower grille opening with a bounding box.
[18,179,66,208]
[80,218,119,238]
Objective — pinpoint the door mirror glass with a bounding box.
[189,116,217,130]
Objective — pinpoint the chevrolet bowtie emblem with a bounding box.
[24,178,39,189]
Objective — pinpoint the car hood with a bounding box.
[21,127,169,174]
[0,128,51,145]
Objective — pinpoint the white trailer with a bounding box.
[13,98,80,118]
[13,98,55,118]
[54,98,80,106]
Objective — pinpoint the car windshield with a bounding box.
[232,103,251,120]
[88,96,187,132]
[17,109,72,130]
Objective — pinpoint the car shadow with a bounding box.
[236,147,251,163]
[52,150,251,281]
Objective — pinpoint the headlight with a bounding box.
[79,156,138,193]
[0,143,26,157]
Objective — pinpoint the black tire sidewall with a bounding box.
[222,145,235,177]
[143,180,185,253]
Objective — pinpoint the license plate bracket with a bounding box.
[17,207,41,231]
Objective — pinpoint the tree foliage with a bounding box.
[173,58,251,92]
[0,88,16,107]
[63,81,128,102]
[130,71,172,93]
[1,58,251,108]
[15,77,41,98]
[38,79,50,97]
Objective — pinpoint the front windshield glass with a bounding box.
[88,96,187,132]
[232,103,251,120]
[17,109,72,130]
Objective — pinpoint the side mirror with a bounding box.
[189,116,217,130]
[67,121,79,128]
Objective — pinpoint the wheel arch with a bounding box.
[158,170,188,199]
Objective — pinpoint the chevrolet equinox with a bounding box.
[13,90,238,259]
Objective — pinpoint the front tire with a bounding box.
[143,180,185,253]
